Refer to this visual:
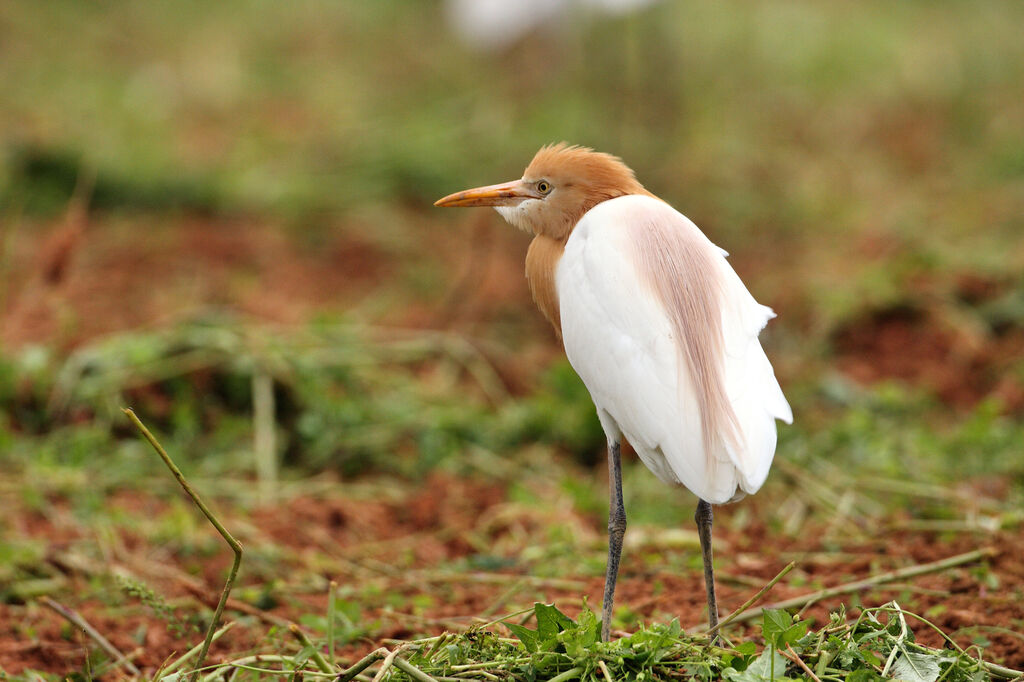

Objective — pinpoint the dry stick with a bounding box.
[80,628,93,681]
[783,643,822,682]
[41,597,141,676]
[703,561,797,635]
[724,547,996,626]
[289,623,334,673]
[123,408,244,682]
[252,369,277,504]
[478,579,526,618]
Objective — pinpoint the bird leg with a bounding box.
[695,499,720,639]
[601,437,627,642]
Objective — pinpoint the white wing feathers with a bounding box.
[556,195,792,504]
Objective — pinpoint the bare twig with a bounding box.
[722,548,996,625]
[41,596,140,675]
[479,579,526,618]
[123,408,244,682]
[782,643,822,682]
[702,561,796,635]
[252,369,277,503]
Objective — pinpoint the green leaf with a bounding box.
[890,651,942,682]
[292,644,315,666]
[779,619,810,647]
[846,669,883,682]
[534,603,574,642]
[505,622,539,653]
[860,648,883,667]
[735,642,758,657]
[762,609,793,646]
[723,648,791,681]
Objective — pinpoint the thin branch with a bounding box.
[41,597,140,676]
[722,548,996,625]
[782,643,822,682]
[703,561,796,634]
[123,407,244,682]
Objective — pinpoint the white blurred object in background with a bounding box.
[445,0,662,51]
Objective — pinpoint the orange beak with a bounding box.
[434,179,541,207]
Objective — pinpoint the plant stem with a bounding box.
[328,580,338,664]
[723,548,995,624]
[547,667,583,682]
[393,657,440,682]
[705,561,796,634]
[290,622,334,673]
[252,369,277,504]
[783,644,822,682]
[123,407,244,682]
[338,649,389,682]
[42,597,140,676]
[372,646,403,682]
[162,622,236,676]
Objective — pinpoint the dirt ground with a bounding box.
[2,477,1023,675]
[0,210,546,353]
[2,213,1023,675]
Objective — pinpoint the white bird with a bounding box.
[435,143,792,641]
[445,0,662,51]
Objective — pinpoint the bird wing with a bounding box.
[556,195,792,504]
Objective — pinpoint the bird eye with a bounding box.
[537,180,552,194]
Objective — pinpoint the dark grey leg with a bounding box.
[601,437,626,641]
[695,499,719,639]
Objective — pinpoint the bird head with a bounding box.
[435,143,646,240]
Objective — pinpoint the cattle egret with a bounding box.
[435,144,792,641]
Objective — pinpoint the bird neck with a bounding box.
[525,234,566,337]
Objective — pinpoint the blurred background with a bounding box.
[2,0,1022,474]
[2,0,1024,673]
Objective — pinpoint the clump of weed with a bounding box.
[116,575,198,638]
[316,601,1019,682]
